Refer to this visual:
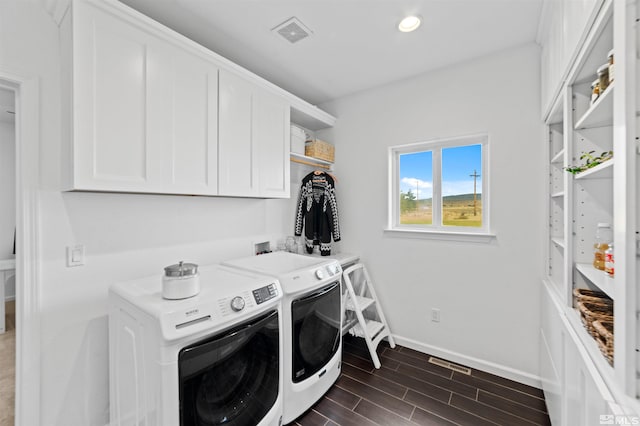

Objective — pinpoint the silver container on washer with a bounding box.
[162,261,200,300]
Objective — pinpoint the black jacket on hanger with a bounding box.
[294,171,341,255]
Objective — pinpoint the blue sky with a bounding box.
[400,144,482,199]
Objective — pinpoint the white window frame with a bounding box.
[386,133,494,242]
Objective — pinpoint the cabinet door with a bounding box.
[218,70,256,196]
[540,285,564,426]
[150,46,219,195]
[72,1,163,192]
[253,89,290,198]
[564,0,599,64]
[219,70,290,198]
[541,1,565,116]
[71,1,219,195]
[564,329,614,425]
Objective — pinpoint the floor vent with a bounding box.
[428,357,472,375]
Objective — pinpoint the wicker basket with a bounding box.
[577,301,613,338]
[593,319,614,365]
[305,139,335,162]
[573,288,613,306]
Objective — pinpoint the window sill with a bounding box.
[383,228,496,243]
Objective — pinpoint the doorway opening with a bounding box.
[0,72,41,426]
[0,86,16,425]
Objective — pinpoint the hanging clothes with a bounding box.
[294,171,341,256]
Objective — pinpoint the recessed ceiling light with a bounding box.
[398,15,421,32]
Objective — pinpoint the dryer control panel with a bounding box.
[253,283,278,304]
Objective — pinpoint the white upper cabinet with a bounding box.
[540,0,601,117]
[61,0,314,198]
[218,70,290,198]
[540,1,565,116]
[63,0,219,195]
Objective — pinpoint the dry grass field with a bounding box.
[400,195,482,227]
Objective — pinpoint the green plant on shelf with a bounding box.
[564,150,613,174]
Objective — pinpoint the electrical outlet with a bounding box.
[431,308,441,323]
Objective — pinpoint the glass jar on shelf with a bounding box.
[590,79,600,104]
[597,63,610,93]
[593,223,613,271]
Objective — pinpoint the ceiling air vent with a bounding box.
[272,17,313,44]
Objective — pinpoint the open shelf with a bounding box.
[551,149,565,164]
[551,191,565,198]
[574,83,614,130]
[573,158,614,180]
[290,152,333,170]
[566,307,615,378]
[551,237,566,249]
[576,263,615,300]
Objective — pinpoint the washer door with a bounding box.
[179,310,279,426]
[291,282,341,383]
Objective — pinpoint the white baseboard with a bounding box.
[391,334,543,389]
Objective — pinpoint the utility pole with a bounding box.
[470,169,480,216]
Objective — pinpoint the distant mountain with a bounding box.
[416,193,481,203]
[443,193,482,202]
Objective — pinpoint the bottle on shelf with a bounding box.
[604,243,614,277]
[593,223,613,271]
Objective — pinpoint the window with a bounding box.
[389,134,489,236]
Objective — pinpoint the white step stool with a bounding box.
[342,263,395,369]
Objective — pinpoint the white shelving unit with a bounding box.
[541,0,639,422]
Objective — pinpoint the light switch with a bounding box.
[66,245,85,267]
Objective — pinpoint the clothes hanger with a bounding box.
[312,170,338,183]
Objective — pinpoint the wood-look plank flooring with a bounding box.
[293,335,551,426]
[0,300,15,426]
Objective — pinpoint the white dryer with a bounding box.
[109,264,283,426]
[223,252,342,424]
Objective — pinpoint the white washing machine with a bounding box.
[109,264,283,426]
[223,252,342,424]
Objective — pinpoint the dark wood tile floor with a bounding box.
[292,335,551,426]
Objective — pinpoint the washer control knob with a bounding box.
[315,269,325,280]
[230,296,245,312]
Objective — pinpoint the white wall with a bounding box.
[1,3,296,425]
[319,43,546,385]
[0,120,15,299]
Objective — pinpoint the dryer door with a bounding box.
[291,281,341,383]
[178,310,279,426]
